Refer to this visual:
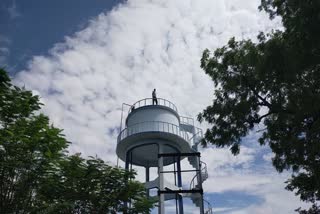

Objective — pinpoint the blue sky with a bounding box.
[0,0,308,213]
[0,0,122,72]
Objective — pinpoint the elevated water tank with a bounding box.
[116,98,191,167]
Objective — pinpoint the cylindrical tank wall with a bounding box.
[127,106,179,127]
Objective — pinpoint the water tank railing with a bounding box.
[195,127,203,137]
[128,98,178,114]
[188,127,203,144]
[118,121,190,143]
[180,116,194,126]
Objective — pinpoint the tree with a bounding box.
[34,154,153,214]
[198,0,320,212]
[0,68,67,212]
[0,68,153,213]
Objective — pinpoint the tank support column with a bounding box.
[177,157,184,214]
[198,158,205,214]
[158,144,165,214]
[146,166,150,197]
[124,151,131,213]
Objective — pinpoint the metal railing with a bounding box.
[190,161,208,190]
[204,199,213,214]
[117,121,190,143]
[189,128,204,144]
[195,127,203,138]
[180,116,194,126]
[128,98,178,114]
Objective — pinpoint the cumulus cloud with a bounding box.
[12,0,301,212]
[201,146,308,213]
[229,176,309,214]
[15,0,280,161]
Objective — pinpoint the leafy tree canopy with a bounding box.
[0,68,153,213]
[198,0,320,212]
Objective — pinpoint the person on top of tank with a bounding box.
[152,89,158,105]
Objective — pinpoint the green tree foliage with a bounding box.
[34,155,153,214]
[0,68,67,212]
[0,68,153,213]
[198,0,320,212]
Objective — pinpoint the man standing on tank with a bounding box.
[152,89,158,105]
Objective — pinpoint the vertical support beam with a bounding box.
[177,156,184,214]
[125,150,130,170]
[158,144,165,214]
[129,151,133,209]
[200,193,205,214]
[198,157,205,214]
[130,151,133,173]
[173,157,177,186]
[124,150,130,214]
[145,166,150,198]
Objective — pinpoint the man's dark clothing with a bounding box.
[152,90,158,105]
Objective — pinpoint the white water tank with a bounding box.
[116,98,192,167]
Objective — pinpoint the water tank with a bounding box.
[116,98,192,167]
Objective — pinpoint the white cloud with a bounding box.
[200,146,309,213]
[262,152,274,162]
[15,0,280,162]
[229,177,309,214]
[12,0,301,212]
